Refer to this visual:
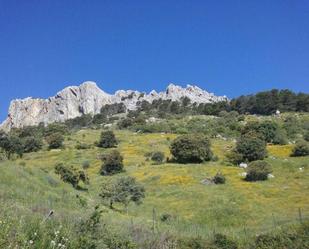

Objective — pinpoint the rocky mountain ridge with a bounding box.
[0,81,227,130]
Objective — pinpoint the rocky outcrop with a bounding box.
[0,81,227,130]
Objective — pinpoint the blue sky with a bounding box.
[0,0,308,121]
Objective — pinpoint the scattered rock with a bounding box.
[239,172,247,177]
[103,123,113,128]
[239,163,248,169]
[200,178,214,185]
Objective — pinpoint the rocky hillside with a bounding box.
[0,81,227,130]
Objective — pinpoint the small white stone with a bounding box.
[239,163,248,168]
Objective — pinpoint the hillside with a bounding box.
[1,113,309,248]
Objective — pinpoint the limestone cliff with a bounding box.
[0,81,227,130]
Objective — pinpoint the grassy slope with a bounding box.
[0,129,308,242]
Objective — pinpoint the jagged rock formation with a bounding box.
[0,81,227,130]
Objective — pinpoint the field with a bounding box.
[1,128,308,247]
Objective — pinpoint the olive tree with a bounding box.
[170,134,213,163]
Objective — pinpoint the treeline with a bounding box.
[57,89,309,131]
[229,89,309,115]
[122,89,309,118]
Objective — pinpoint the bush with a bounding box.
[253,221,309,249]
[272,129,288,145]
[0,133,24,159]
[160,213,173,222]
[46,132,64,149]
[212,234,238,249]
[304,131,309,142]
[82,160,90,169]
[170,134,213,163]
[245,161,272,181]
[226,150,243,165]
[75,142,91,150]
[99,176,145,209]
[242,121,270,142]
[291,140,309,157]
[55,163,89,188]
[23,136,43,153]
[97,130,117,148]
[117,118,134,129]
[151,151,165,164]
[235,135,267,162]
[44,123,68,137]
[213,172,226,184]
[100,150,124,175]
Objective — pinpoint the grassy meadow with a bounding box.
[1,128,308,247]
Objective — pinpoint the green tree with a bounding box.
[235,134,267,162]
[245,161,272,181]
[291,140,309,157]
[55,163,89,189]
[44,123,68,137]
[46,132,64,149]
[0,132,24,159]
[170,134,213,163]
[99,176,145,209]
[97,130,117,148]
[100,150,124,175]
[242,121,285,144]
[151,151,165,164]
[22,136,43,153]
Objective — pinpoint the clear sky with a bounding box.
[0,0,309,121]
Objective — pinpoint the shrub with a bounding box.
[304,131,309,142]
[170,134,213,163]
[100,150,124,175]
[272,129,288,145]
[55,163,89,189]
[100,176,145,209]
[160,213,173,222]
[82,160,90,169]
[291,140,309,157]
[213,172,226,184]
[75,142,91,150]
[22,136,43,153]
[117,118,134,129]
[253,221,309,249]
[44,123,68,137]
[235,135,267,162]
[245,161,272,181]
[226,150,243,165]
[0,133,24,159]
[151,151,165,164]
[242,121,288,145]
[46,132,64,149]
[97,130,117,148]
[213,233,238,249]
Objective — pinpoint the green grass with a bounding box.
[1,129,309,246]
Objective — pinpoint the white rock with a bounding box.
[239,163,248,169]
[0,81,228,130]
[268,174,275,178]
